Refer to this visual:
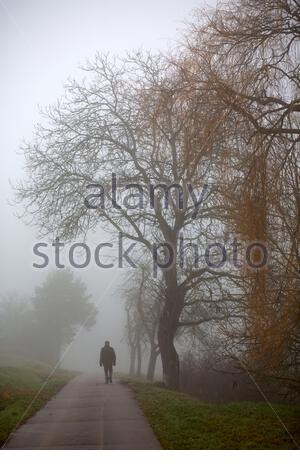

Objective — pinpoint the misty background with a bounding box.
[0,0,214,373]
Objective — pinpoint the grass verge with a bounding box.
[124,378,300,449]
[0,364,77,446]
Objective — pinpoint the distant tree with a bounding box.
[123,264,161,381]
[0,294,34,357]
[31,270,97,365]
[124,303,144,377]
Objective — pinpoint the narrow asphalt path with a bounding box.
[4,374,161,449]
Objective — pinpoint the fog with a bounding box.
[0,0,214,374]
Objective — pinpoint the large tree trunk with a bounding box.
[157,279,185,390]
[129,345,136,376]
[135,338,142,376]
[158,312,179,389]
[147,346,159,381]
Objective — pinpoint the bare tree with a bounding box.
[122,264,161,381]
[16,52,236,389]
[124,302,144,377]
[185,0,300,394]
[187,0,300,141]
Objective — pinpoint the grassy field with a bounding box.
[124,379,300,449]
[0,364,77,446]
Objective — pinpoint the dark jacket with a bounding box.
[100,346,116,367]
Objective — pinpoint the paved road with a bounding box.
[4,375,161,449]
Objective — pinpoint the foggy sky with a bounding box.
[0,0,215,372]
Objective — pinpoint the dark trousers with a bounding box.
[104,364,113,383]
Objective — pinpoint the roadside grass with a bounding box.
[0,364,77,446]
[124,378,300,449]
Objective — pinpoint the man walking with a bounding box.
[100,340,116,384]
